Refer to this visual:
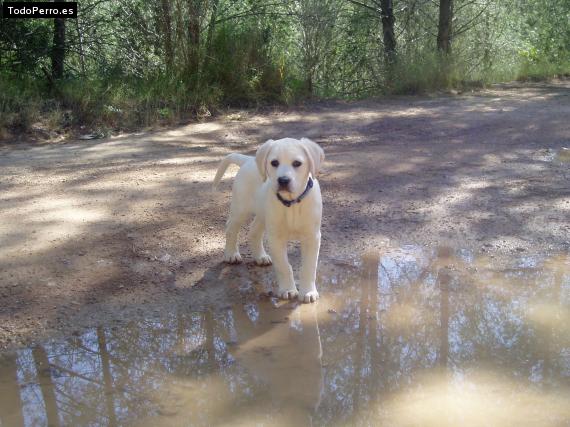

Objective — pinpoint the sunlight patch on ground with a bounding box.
[0,196,108,257]
[374,370,570,427]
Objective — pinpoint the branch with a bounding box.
[345,0,380,14]
[453,2,491,36]
[214,2,285,25]
[49,363,105,386]
[455,0,481,14]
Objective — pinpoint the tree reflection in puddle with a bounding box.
[0,246,569,426]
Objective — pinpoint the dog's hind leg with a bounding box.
[249,216,272,266]
[224,203,249,264]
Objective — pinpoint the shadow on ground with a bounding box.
[0,80,569,351]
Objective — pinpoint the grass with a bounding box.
[1,54,568,141]
[0,52,289,141]
[388,50,570,95]
[0,73,228,140]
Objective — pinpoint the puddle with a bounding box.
[1,246,569,426]
[558,147,570,163]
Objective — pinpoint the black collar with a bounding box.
[276,177,313,207]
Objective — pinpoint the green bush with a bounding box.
[517,59,570,82]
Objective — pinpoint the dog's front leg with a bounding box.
[299,232,321,303]
[249,216,272,266]
[268,236,298,300]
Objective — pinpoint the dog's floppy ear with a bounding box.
[300,138,325,177]
[255,139,275,181]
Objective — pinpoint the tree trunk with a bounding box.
[187,0,201,76]
[436,248,451,368]
[437,0,453,54]
[0,355,25,427]
[52,8,66,79]
[353,254,371,411]
[380,0,396,86]
[97,327,118,427]
[204,310,216,368]
[160,0,174,72]
[380,0,396,59]
[202,0,219,73]
[32,345,61,427]
[75,16,86,76]
[482,10,491,74]
[438,269,450,367]
[306,73,314,97]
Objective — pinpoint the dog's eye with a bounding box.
[270,160,279,167]
[292,160,302,168]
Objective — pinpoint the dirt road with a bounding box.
[1,81,569,351]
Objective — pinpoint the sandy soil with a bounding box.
[0,80,569,351]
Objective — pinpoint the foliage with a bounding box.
[0,0,568,138]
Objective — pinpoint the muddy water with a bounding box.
[1,246,569,427]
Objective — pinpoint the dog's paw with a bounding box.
[279,289,299,300]
[224,252,242,264]
[254,254,272,266]
[300,290,319,303]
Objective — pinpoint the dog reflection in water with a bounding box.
[229,302,324,425]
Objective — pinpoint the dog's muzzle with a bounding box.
[276,177,313,207]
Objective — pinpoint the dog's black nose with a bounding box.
[278,176,290,186]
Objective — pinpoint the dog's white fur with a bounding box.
[213,138,324,303]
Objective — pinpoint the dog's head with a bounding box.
[256,137,324,198]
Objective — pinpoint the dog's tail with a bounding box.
[212,153,252,190]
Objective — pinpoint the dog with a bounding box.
[213,138,324,303]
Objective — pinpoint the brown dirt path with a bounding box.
[1,80,569,351]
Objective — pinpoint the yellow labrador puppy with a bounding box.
[213,138,324,303]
